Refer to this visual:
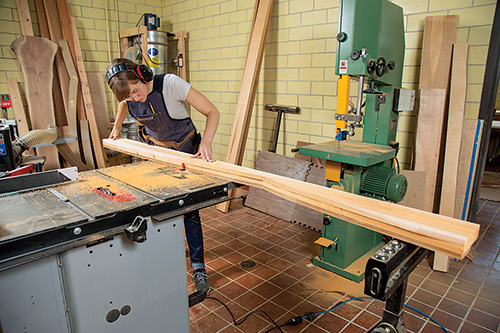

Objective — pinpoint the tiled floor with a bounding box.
[186,198,500,333]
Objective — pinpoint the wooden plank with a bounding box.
[87,73,111,140]
[434,42,468,272]
[69,15,107,168]
[41,0,68,127]
[15,0,33,36]
[104,138,480,260]
[455,119,479,218]
[7,78,30,136]
[399,170,426,211]
[11,35,60,170]
[59,39,80,159]
[419,15,458,89]
[414,88,448,212]
[34,0,50,38]
[217,0,274,212]
[440,43,469,218]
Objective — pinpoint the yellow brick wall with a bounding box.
[0,0,163,126]
[0,0,496,169]
[163,0,496,169]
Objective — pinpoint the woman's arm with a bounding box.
[185,87,220,162]
[109,101,129,140]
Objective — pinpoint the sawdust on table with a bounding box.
[100,160,209,192]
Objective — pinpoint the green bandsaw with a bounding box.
[299,0,415,282]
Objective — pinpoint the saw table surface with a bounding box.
[0,160,230,268]
[298,140,396,166]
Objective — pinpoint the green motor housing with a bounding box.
[360,166,407,203]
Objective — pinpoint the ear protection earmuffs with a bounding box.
[106,63,154,84]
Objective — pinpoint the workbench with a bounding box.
[0,160,232,332]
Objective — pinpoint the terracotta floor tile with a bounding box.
[467,308,500,331]
[459,321,497,332]
[235,272,265,290]
[234,290,268,311]
[194,312,231,332]
[217,281,248,300]
[420,321,448,333]
[313,312,349,332]
[473,297,500,317]
[437,298,469,317]
[270,290,305,310]
[252,265,280,280]
[353,310,380,329]
[446,287,476,306]
[430,309,463,332]
[188,200,500,332]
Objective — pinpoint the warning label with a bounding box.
[339,60,348,74]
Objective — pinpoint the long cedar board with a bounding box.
[439,43,469,218]
[245,150,325,231]
[218,0,274,212]
[419,15,458,89]
[11,35,60,170]
[414,88,448,212]
[104,138,480,259]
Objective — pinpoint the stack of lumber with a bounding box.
[414,15,482,271]
[103,138,480,261]
[9,0,109,171]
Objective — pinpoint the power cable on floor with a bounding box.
[263,296,449,333]
[206,296,285,333]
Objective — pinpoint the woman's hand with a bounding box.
[109,126,122,140]
[193,140,214,162]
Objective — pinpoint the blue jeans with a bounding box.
[184,210,205,270]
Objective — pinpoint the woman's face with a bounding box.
[125,82,147,102]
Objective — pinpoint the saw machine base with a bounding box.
[0,160,233,332]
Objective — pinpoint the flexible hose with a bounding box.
[12,125,59,159]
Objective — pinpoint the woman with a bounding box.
[106,58,219,293]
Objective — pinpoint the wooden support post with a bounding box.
[174,31,187,81]
[104,138,480,260]
[119,26,148,62]
[217,0,274,212]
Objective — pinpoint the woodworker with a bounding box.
[106,58,220,294]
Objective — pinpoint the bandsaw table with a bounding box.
[0,160,233,332]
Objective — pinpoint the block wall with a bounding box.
[163,0,496,168]
[0,0,162,127]
[0,0,496,169]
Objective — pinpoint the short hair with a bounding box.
[106,58,140,102]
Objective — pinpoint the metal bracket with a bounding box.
[125,216,148,243]
[335,113,363,122]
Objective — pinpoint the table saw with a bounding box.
[0,160,233,332]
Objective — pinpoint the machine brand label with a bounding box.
[148,47,159,57]
[339,60,348,74]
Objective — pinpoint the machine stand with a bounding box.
[368,281,407,333]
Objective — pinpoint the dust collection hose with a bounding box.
[12,125,59,162]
